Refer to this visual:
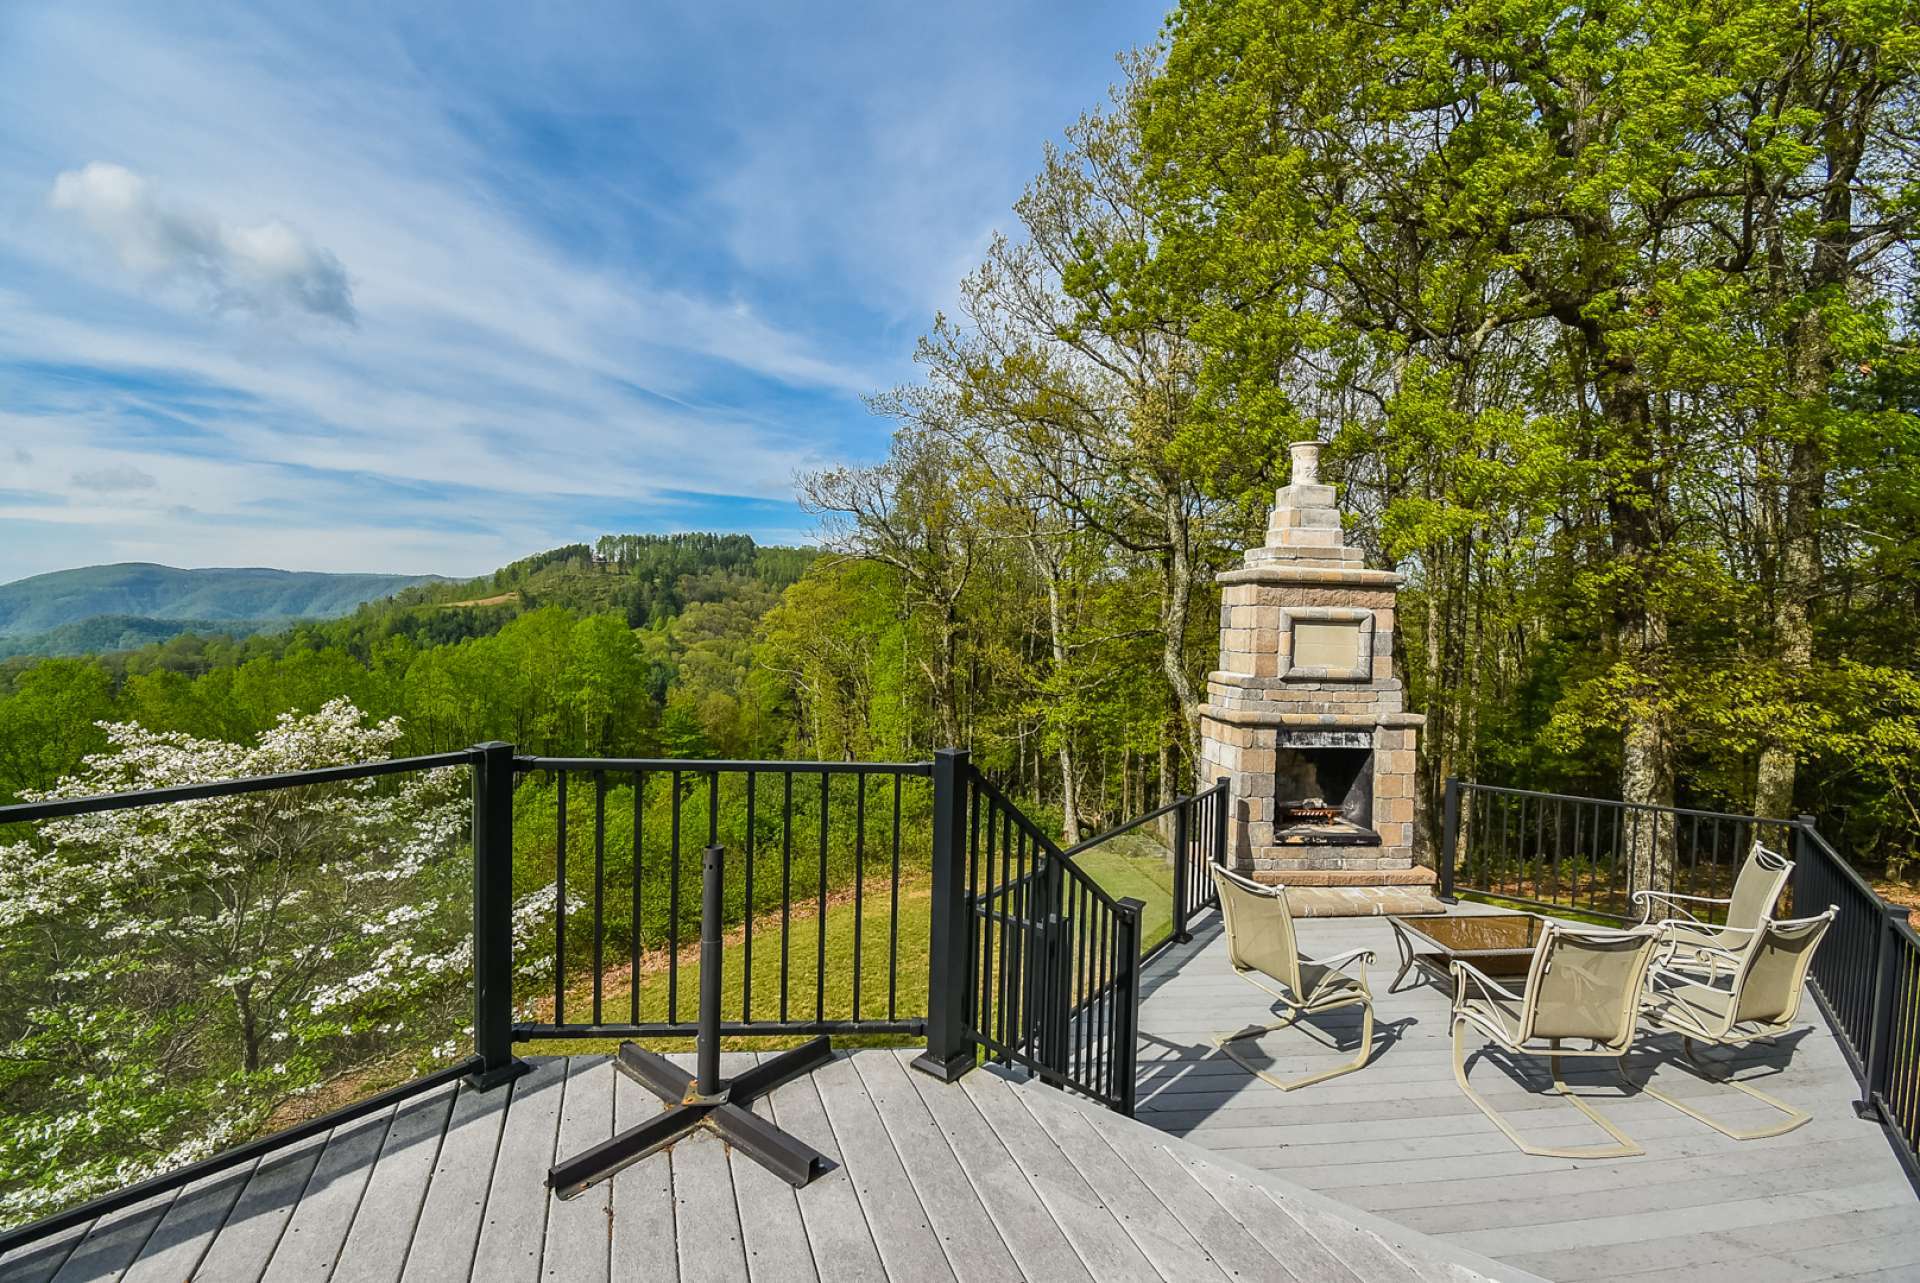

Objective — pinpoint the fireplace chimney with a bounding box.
[1196,439,1437,913]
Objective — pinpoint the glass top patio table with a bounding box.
[1386,911,1545,992]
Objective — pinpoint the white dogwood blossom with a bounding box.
[0,700,498,1221]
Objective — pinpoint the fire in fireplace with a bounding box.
[1275,732,1381,846]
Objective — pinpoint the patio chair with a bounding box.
[1633,907,1837,1140]
[1633,842,1792,979]
[1209,866,1376,1091]
[1452,923,1662,1158]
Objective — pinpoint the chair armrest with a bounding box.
[1314,947,1376,973]
[1631,889,1726,925]
[1451,959,1525,1007]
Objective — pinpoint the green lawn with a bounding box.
[520,874,932,1055]
[1069,831,1179,952]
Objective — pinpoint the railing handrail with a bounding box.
[1453,779,1795,825]
[0,749,477,824]
[1795,820,1883,907]
[1058,777,1229,861]
[515,755,933,775]
[965,766,1125,913]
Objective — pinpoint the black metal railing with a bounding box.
[957,759,1143,1113]
[1438,778,1798,922]
[1,739,1153,1250]
[1439,778,1920,1186]
[508,756,933,1041]
[1060,775,1230,958]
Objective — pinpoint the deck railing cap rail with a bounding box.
[0,749,476,824]
[1457,779,1798,826]
[514,755,933,775]
[1058,777,1228,861]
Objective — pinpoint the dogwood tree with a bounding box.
[0,700,545,1222]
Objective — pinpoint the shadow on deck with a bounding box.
[1135,907,1920,1282]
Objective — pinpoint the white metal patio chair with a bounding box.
[1633,842,1792,979]
[1209,866,1376,1091]
[1452,922,1662,1158]
[1633,907,1837,1140]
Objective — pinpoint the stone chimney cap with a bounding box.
[1289,439,1321,486]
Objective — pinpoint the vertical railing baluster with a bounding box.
[816,772,829,1022]
[853,772,866,1023]
[668,769,682,1024]
[780,771,792,1024]
[641,772,656,1021]
[743,769,755,1024]
[555,769,567,1026]
[592,771,606,1025]
[890,772,902,1020]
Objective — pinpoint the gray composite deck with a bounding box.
[0,1049,1515,1283]
[1135,906,1920,1283]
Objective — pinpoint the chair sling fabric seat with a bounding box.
[1451,922,1662,1159]
[1636,843,1792,979]
[1209,866,1376,1091]
[1632,908,1837,1140]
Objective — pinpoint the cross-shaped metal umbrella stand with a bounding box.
[548,844,833,1197]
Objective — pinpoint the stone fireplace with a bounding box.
[1197,440,1438,910]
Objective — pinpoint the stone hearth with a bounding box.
[1197,440,1434,908]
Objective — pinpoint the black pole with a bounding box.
[469,741,527,1089]
[698,844,724,1099]
[1439,776,1461,903]
[1113,897,1144,1116]
[1170,794,1192,943]
[1212,777,1230,868]
[914,748,976,1083]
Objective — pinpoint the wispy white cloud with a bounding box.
[0,0,1167,583]
[49,162,355,323]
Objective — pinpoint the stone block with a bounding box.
[1376,771,1410,799]
[1382,796,1415,824]
[1294,506,1342,528]
[1275,483,1336,508]
[1275,527,1345,549]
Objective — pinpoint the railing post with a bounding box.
[1113,897,1145,1115]
[1213,778,1230,867]
[1862,897,1905,1117]
[1171,794,1192,944]
[1439,777,1461,902]
[914,748,977,1084]
[1792,814,1816,914]
[469,741,527,1090]
[697,844,725,1100]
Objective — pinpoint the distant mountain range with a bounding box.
[0,563,445,655]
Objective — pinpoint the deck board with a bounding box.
[471,1057,566,1283]
[760,1055,885,1282]
[331,1083,458,1283]
[400,1076,511,1283]
[1133,908,1917,1282]
[260,1104,394,1280]
[608,1066,677,1283]
[728,1055,817,1283]
[191,1130,329,1282]
[6,1042,1673,1281]
[848,1049,1018,1280]
[541,1058,612,1283]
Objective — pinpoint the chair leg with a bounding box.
[1627,1037,1811,1141]
[1452,1021,1644,1159]
[1215,996,1374,1092]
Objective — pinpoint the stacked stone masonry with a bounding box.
[1197,441,1429,882]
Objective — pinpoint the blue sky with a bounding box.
[0,0,1168,583]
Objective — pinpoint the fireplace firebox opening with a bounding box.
[1275,736,1380,846]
